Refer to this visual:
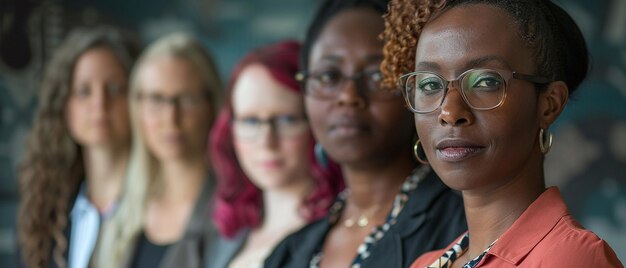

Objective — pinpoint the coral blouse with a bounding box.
[411,187,623,268]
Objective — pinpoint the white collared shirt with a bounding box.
[68,182,116,268]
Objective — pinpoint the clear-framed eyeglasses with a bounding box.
[296,69,401,100]
[398,68,552,114]
[136,91,210,114]
[232,115,309,141]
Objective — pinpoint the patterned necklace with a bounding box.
[309,165,431,268]
[427,233,497,268]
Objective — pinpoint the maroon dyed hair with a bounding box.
[210,40,344,238]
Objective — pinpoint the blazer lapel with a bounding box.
[160,177,216,268]
[287,218,331,267]
[362,170,448,268]
[205,229,249,268]
[397,171,447,238]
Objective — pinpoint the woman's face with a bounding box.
[137,56,212,162]
[413,4,550,191]
[306,8,414,168]
[66,47,130,150]
[232,64,312,190]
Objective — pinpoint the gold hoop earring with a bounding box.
[539,128,553,154]
[413,140,429,164]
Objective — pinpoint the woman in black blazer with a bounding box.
[264,0,466,267]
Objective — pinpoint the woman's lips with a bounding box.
[90,118,110,128]
[163,133,183,145]
[436,139,485,162]
[328,116,369,138]
[260,159,283,170]
[331,124,364,137]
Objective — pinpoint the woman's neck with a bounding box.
[260,176,313,232]
[342,151,417,210]
[157,158,208,203]
[231,177,313,267]
[83,146,129,213]
[141,157,208,245]
[461,159,546,261]
[235,175,311,265]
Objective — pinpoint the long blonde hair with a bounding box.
[96,32,223,268]
[17,25,139,268]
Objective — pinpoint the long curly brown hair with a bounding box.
[17,26,139,268]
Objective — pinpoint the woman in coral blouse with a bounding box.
[381,0,623,267]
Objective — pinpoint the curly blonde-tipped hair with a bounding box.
[380,0,444,90]
[382,0,589,95]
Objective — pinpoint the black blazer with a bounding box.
[264,170,466,268]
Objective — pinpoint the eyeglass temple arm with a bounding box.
[512,72,552,84]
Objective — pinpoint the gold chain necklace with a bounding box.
[342,193,385,228]
[343,214,371,228]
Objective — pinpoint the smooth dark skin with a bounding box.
[413,4,568,267]
[306,8,417,268]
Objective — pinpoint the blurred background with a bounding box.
[0,0,624,265]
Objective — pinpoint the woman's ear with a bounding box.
[538,81,569,129]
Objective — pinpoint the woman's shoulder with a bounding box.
[532,214,623,267]
[204,229,249,268]
[406,167,463,210]
[403,169,465,233]
[284,216,329,241]
[546,214,613,249]
[264,217,330,268]
[408,248,448,268]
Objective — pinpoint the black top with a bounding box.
[123,177,217,268]
[131,232,171,268]
[264,169,467,268]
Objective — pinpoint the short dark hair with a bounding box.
[301,0,389,72]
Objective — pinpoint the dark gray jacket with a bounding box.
[204,229,250,268]
[264,170,466,268]
[120,178,217,268]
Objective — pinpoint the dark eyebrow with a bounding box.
[319,54,383,64]
[464,56,512,71]
[415,56,512,75]
[319,55,341,63]
[415,61,441,71]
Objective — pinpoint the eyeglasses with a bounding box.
[232,115,309,140]
[296,69,400,100]
[71,83,127,99]
[137,91,209,113]
[398,68,552,114]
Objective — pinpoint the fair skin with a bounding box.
[66,47,130,213]
[229,64,314,267]
[306,9,417,267]
[137,56,212,244]
[412,5,568,267]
